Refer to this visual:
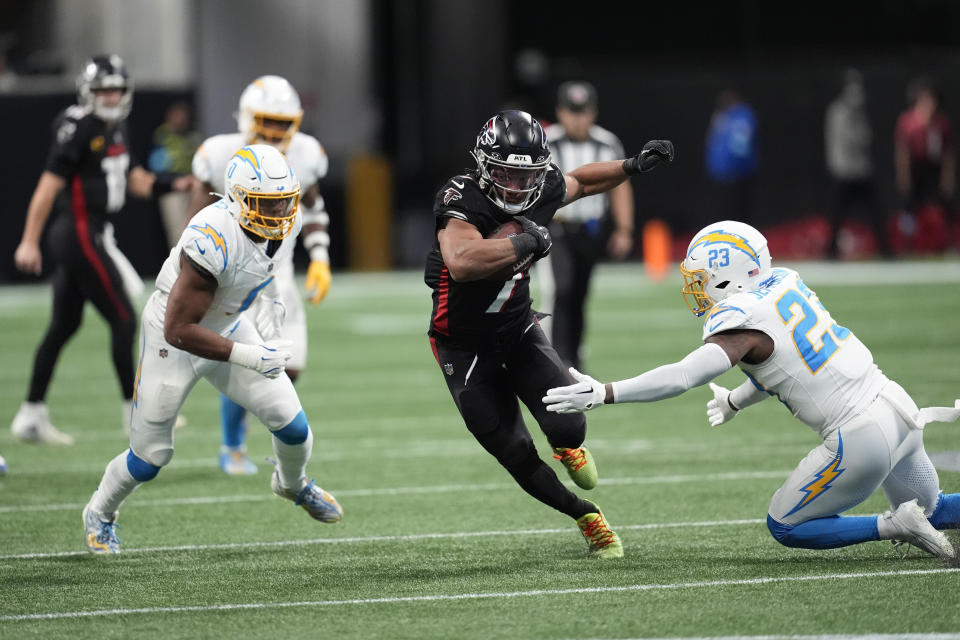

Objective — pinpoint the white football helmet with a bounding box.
[224,144,301,240]
[237,75,303,152]
[680,220,772,317]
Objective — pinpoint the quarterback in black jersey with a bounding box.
[425,110,674,558]
[12,55,194,445]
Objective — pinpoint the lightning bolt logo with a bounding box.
[785,432,845,517]
[232,146,262,179]
[688,231,760,267]
[188,223,228,271]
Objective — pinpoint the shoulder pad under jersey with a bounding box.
[181,205,235,279]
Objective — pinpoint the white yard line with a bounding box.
[1,567,956,622]
[0,517,766,561]
[571,635,960,640]
[0,470,791,514]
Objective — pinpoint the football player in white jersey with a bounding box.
[543,220,960,560]
[188,75,332,475]
[81,145,342,554]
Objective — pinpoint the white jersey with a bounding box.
[152,200,302,335]
[703,267,887,437]
[191,131,328,194]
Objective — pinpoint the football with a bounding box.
[486,220,532,280]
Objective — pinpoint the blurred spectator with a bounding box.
[539,80,634,371]
[148,101,201,247]
[894,76,955,249]
[705,89,758,226]
[824,69,889,258]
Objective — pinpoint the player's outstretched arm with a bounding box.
[562,139,675,206]
[543,342,733,414]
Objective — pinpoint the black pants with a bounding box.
[827,178,890,258]
[27,216,137,403]
[430,322,595,520]
[546,221,608,371]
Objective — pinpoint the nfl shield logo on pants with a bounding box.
[443,363,454,376]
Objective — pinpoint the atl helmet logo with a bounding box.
[443,188,462,205]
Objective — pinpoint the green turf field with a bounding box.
[1,261,959,639]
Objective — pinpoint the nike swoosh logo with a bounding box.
[451,180,464,189]
[194,240,206,255]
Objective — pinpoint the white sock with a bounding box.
[271,427,313,491]
[88,450,142,519]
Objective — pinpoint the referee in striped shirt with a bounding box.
[539,81,635,371]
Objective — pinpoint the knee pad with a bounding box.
[766,515,797,547]
[502,444,541,480]
[272,410,310,445]
[126,448,162,481]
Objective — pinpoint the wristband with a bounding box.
[152,172,178,198]
[621,156,641,176]
[309,246,329,263]
[303,229,330,250]
[228,342,258,369]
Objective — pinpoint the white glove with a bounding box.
[706,382,738,427]
[542,367,606,414]
[254,296,286,341]
[228,339,293,379]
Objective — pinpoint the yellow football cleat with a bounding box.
[576,510,623,559]
[552,446,598,490]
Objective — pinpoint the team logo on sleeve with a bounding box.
[188,223,229,269]
[443,188,462,205]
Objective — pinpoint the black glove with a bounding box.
[623,140,675,175]
[511,215,553,259]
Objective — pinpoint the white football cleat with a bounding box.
[881,499,954,560]
[219,445,258,475]
[0,454,7,476]
[82,503,120,554]
[270,469,343,523]
[11,402,75,445]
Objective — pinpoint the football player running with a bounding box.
[425,109,674,558]
[82,144,342,554]
[543,220,960,560]
[188,75,332,475]
[12,54,194,445]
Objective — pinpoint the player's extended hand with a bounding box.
[706,382,738,427]
[14,240,43,275]
[623,140,675,175]
[228,339,293,379]
[516,215,552,259]
[254,296,286,341]
[305,260,331,304]
[543,367,606,414]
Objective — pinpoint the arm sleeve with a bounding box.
[729,376,769,411]
[611,342,733,404]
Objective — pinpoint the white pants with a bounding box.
[275,259,307,370]
[769,381,941,525]
[132,293,303,467]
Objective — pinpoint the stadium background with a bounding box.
[1,0,959,281]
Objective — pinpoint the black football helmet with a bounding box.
[471,110,551,213]
[76,54,133,121]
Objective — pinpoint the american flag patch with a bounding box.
[748,268,759,277]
